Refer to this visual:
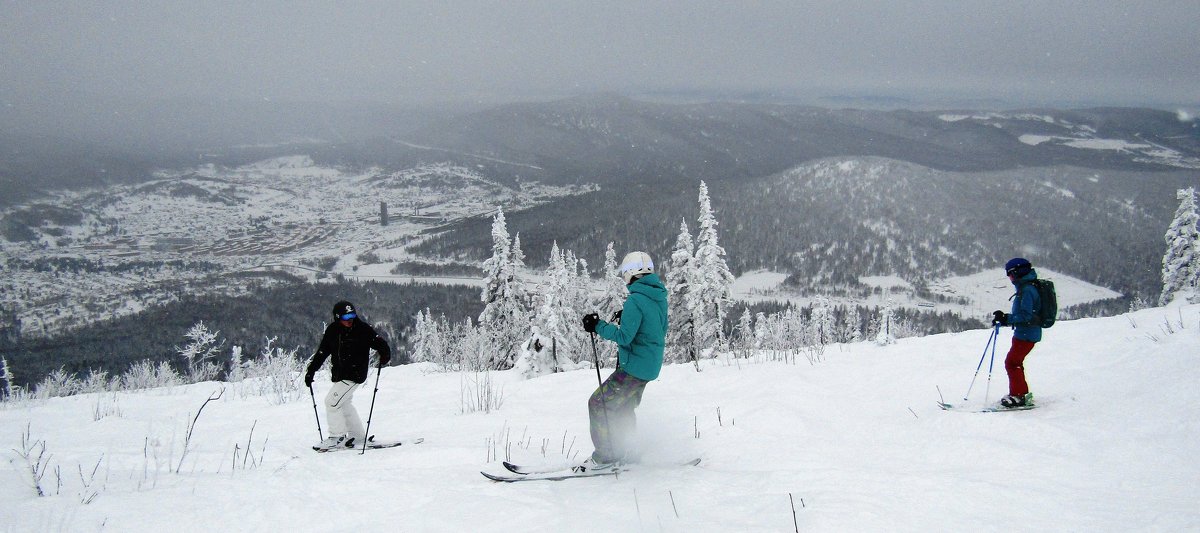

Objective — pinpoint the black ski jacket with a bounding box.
[307,319,390,384]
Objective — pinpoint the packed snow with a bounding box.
[3,304,1197,531]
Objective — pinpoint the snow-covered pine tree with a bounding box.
[691,181,736,357]
[599,242,627,318]
[410,309,433,363]
[228,346,245,383]
[478,208,530,369]
[810,297,836,346]
[734,308,754,359]
[753,311,770,358]
[874,299,897,346]
[0,355,12,400]
[666,218,698,364]
[842,305,863,343]
[1161,187,1200,305]
[517,243,575,378]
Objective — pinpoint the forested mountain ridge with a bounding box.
[399,96,1199,188]
[414,157,1195,300]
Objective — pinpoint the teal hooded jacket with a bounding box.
[594,273,668,381]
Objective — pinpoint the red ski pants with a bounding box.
[1004,339,1037,397]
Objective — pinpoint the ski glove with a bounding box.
[378,352,391,368]
[304,370,315,387]
[582,313,600,333]
[992,310,1009,326]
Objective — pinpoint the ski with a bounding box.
[503,457,699,475]
[486,458,701,482]
[483,465,623,482]
[314,437,424,453]
[938,401,1038,413]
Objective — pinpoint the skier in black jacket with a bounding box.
[305,300,391,449]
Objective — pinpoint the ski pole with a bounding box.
[984,324,999,403]
[590,332,615,462]
[962,325,999,401]
[360,365,383,455]
[308,384,323,441]
[590,332,604,388]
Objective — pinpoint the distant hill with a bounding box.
[413,157,1197,301]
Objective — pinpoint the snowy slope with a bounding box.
[2,304,1198,531]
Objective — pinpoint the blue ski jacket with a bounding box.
[1009,270,1043,343]
[594,273,668,381]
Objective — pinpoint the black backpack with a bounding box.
[1027,279,1058,328]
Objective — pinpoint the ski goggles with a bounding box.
[337,312,357,320]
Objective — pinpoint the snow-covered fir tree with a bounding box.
[810,297,836,346]
[734,308,754,358]
[690,181,735,356]
[227,345,245,383]
[1161,187,1200,305]
[665,218,698,364]
[842,305,863,343]
[478,208,530,369]
[598,242,628,318]
[410,309,435,363]
[0,355,12,400]
[515,243,583,378]
[874,299,897,345]
[753,312,772,352]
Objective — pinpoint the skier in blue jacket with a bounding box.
[991,258,1042,408]
[579,251,668,471]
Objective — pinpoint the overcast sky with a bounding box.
[2,1,1198,108]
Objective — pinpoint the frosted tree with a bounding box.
[0,355,12,400]
[176,322,224,382]
[809,297,836,346]
[1160,188,1200,305]
[734,308,754,358]
[478,208,530,369]
[414,309,454,369]
[227,346,245,383]
[598,242,628,318]
[842,305,863,343]
[410,309,434,363]
[517,243,576,377]
[511,233,527,273]
[665,219,698,364]
[690,181,735,356]
[874,299,897,346]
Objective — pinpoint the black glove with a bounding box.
[378,352,391,368]
[610,310,622,324]
[992,310,1009,326]
[582,313,600,333]
[304,370,315,387]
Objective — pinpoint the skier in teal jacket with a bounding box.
[579,251,668,470]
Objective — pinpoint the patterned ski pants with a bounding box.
[325,380,365,440]
[588,368,649,464]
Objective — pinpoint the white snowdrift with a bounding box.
[2,305,1198,531]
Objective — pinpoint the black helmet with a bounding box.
[332,301,357,321]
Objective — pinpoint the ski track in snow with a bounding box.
[1,304,1198,531]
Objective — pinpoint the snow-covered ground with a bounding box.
[3,304,1198,531]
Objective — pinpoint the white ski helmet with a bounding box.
[619,251,654,284]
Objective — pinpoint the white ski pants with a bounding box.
[325,380,365,440]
